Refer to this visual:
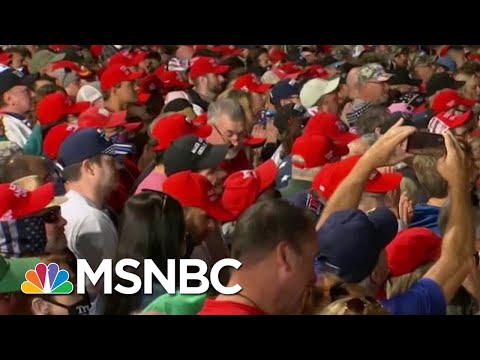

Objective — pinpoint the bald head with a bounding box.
[176,46,195,61]
[346,67,360,99]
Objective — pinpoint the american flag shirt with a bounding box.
[0,216,46,257]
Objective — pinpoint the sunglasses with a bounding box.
[329,282,385,314]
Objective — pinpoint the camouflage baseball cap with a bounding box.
[331,45,352,61]
[357,63,392,84]
[411,53,436,68]
[389,45,409,57]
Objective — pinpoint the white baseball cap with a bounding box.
[300,77,340,109]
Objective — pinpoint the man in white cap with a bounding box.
[300,77,341,116]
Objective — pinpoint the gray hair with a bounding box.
[360,133,380,147]
[207,98,246,125]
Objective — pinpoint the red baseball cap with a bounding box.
[311,155,402,199]
[437,109,473,129]
[222,159,278,218]
[291,135,349,169]
[137,74,162,105]
[273,62,309,80]
[431,89,476,115]
[303,64,329,79]
[48,45,80,52]
[210,45,244,57]
[189,56,229,80]
[51,60,92,78]
[43,123,78,160]
[0,182,64,221]
[243,135,266,147]
[304,112,359,145]
[269,48,288,64]
[0,53,12,66]
[155,66,191,90]
[232,73,272,93]
[109,49,148,67]
[163,171,234,222]
[78,107,141,132]
[151,113,212,151]
[386,227,442,277]
[100,64,144,92]
[36,91,91,125]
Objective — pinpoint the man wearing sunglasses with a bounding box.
[0,177,66,257]
[9,175,69,255]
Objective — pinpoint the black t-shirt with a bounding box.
[185,88,211,113]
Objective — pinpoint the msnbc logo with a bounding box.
[21,263,74,294]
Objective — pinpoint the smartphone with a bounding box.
[258,110,274,127]
[406,131,446,157]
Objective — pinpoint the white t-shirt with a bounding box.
[61,190,118,296]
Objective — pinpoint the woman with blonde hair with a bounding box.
[319,295,390,315]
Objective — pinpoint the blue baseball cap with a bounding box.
[315,207,398,283]
[435,56,457,73]
[287,191,324,219]
[270,78,302,106]
[57,128,133,168]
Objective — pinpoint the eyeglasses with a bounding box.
[212,124,247,144]
[39,207,62,224]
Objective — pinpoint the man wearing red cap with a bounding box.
[166,56,229,115]
[163,169,233,263]
[316,121,477,315]
[312,154,402,213]
[24,91,90,158]
[98,64,143,113]
[281,135,349,199]
[134,113,213,194]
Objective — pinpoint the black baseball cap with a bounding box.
[0,67,37,97]
[164,135,230,176]
[425,73,464,97]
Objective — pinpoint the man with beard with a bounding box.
[345,63,392,127]
[206,98,252,175]
[184,56,229,114]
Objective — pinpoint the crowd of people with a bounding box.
[0,44,479,315]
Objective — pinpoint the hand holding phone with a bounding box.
[406,131,446,157]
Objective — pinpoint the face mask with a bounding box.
[44,295,91,315]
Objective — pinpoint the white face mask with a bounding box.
[225,146,240,160]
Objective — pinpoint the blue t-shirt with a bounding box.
[381,278,446,315]
[409,204,441,236]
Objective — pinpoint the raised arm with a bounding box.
[316,119,416,230]
[423,132,476,303]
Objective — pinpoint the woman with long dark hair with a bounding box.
[102,190,186,315]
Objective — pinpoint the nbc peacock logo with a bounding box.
[21,263,74,294]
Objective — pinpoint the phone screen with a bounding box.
[406,132,446,157]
